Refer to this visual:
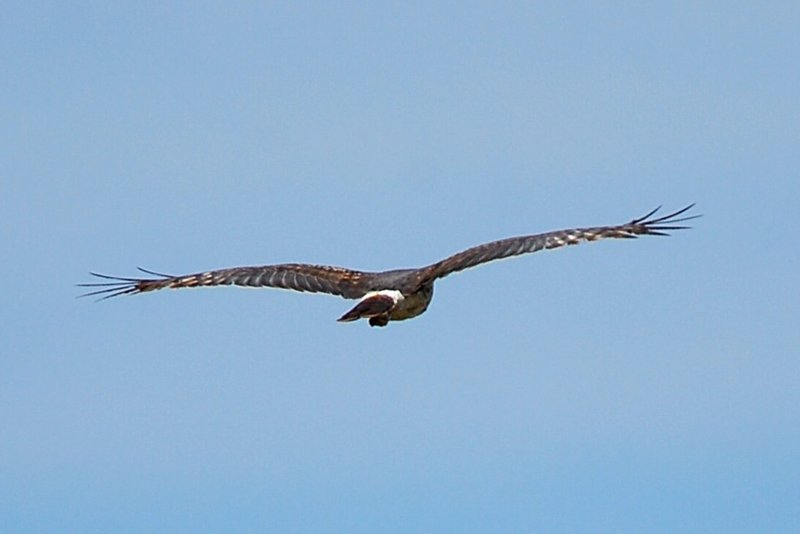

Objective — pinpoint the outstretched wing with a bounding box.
[79,264,376,301]
[413,204,699,286]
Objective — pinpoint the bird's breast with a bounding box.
[389,285,434,321]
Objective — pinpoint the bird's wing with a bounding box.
[79,264,376,300]
[412,204,699,287]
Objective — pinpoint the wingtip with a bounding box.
[137,266,174,278]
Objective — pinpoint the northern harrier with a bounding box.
[80,205,698,327]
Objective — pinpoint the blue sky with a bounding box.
[2,2,798,532]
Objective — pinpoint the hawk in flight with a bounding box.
[80,205,698,327]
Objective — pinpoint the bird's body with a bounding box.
[338,285,434,326]
[80,205,698,327]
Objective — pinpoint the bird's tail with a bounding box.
[337,294,396,323]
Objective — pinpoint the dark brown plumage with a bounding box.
[80,204,699,326]
[83,264,375,300]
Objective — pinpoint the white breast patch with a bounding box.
[361,289,405,304]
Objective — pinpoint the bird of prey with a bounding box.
[80,205,698,327]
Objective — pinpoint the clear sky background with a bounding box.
[2,2,798,532]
